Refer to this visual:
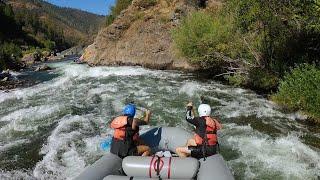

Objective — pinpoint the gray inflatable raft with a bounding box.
[75,127,234,180]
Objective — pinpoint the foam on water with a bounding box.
[179,82,201,97]
[0,170,34,180]
[34,115,90,179]
[0,104,62,142]
[0,139,29,152]
[223,124,320,179]
[0,104,61,123]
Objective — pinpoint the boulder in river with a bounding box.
[1,77,9,82]
[0,69,13,81]
[35,64,52,72]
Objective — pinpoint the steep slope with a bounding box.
[82,0,200,70]
[6,0,105,46]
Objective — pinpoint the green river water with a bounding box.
[0,60,319,180]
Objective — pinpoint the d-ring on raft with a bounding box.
[75,127,234,180]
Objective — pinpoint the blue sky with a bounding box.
[46,0,116,15]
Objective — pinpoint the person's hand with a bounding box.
[145,109,151,116]
[143,109,151,124]
[187,102,193,107]
[186,102,193,110]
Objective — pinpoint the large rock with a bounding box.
[1,77,9,82]
[0,70,12,80]
[34,64,52,72]
[60,46,84,56]
[82,0,204,70]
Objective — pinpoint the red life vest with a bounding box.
[194,117,221,146]
[110,116,139,141]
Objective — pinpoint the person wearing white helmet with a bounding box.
[176,102,222,159]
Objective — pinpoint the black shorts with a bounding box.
[110,138,138,158]
[188,144,217,159]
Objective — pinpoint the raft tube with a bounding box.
[104,175,192,180]
[122,156,199,179]
[198,155,234,180]
[74,127,234,180]
[75,152,122,180]
[139,127,193,153]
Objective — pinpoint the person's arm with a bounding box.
[213,117,222,130]
[132,109,151,129]
[143,109,151,124]
[186,102,198,126]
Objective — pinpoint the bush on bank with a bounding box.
[106,0,133,26]
[0,42,22,71]
[172,11,250,67]
[272,64,320,122]
[172,0,320,73]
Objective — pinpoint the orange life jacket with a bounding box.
[194,117,220,146]
[110,116,139,141]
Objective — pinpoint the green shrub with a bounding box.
[226,69,279,92]
[247,68,279,92]
[106,0,133,26]
[0,42,22,70]
[173,12,222,59]
[272,64,320,121]
[172,11,251,68]
[228,0,320,73]
[42,40,56,50]
[226,73,247,87]
[106,15,115,26]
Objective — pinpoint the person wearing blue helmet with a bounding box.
[110,104,151,158]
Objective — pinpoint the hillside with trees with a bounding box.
[0,0,104,71]
[7,0,105,46]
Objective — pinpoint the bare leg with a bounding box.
[176,147,191,157]
[186,138,197,147]
[137,145,151,156]
[176,138,197,157]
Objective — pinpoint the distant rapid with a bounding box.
[0,60,319,179]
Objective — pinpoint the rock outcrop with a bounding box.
[82,0,202,70]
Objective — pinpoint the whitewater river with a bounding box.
[0,60,319,180]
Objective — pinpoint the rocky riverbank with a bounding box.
[1,45,83,91]
[0,61,57,91]
[21,46,84,66]
[0,70,34,90]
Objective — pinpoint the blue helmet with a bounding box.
[123,104,136,117]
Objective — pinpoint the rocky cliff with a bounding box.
[82,0,205,70]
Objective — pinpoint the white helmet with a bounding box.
[198,104,211,117]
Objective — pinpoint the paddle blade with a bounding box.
[100,136,112,151]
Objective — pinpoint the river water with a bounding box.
[0,60,319,180]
